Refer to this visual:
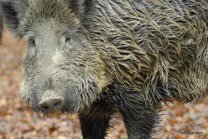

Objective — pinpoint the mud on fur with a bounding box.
[0,0,208,138]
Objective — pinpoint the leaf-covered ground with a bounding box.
[0,27,207,139]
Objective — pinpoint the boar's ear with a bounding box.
[0,0,28,37]
[65,0,92,21]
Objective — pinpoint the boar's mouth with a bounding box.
[24,91,81,114]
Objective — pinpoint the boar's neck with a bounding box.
[83,0,169,107]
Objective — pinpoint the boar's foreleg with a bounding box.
[79,100,114,139]
[118,93,158,139]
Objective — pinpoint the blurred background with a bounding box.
[0,24,207,139]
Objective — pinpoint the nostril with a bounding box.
[39,102,51,110]
[52,99,63,108]
[54,101,61,106]
[41,105,49,110]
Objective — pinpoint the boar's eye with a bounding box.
[29,38,36,46]
[60,34,73,49]
[65,36,72,43]
[28,38,36,57]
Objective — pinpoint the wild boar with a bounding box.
[1,0,208,138]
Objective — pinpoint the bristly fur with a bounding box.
[19,0,80,36]
[84,0,208,106]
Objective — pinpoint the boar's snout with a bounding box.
[38,91,64,113]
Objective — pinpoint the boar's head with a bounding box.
[1,0,112,114]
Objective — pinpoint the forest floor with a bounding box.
[0,26,207,139]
